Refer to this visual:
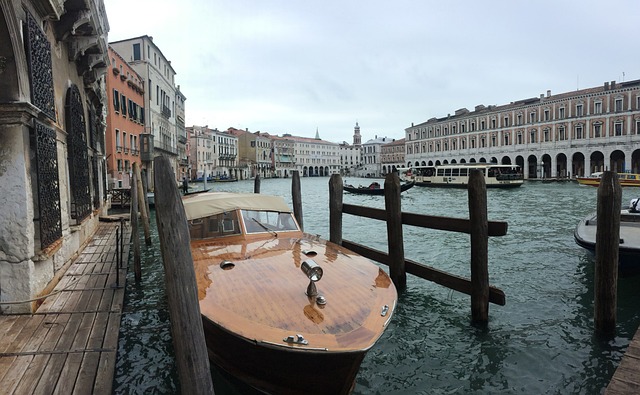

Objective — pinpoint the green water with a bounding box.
[113,178,640,394]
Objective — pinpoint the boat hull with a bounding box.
[415,181,522,188]
[343,181,415,195]
[202,316,364,395]
[576,172,640,187]
[574,211,640,274]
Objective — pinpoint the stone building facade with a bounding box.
[405,80,640,179]
[0,0,110,313]
[381,138,405,175]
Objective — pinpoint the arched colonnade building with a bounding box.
[405,80,640,179]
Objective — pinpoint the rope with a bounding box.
[0,277,80,305]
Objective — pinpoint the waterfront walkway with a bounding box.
[0,219,130,394]
[606,325,640,394]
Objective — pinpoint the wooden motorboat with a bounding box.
[576,172,640,187]
[574,198,640,273]
[183,192,397,394]
[343,181,415,195]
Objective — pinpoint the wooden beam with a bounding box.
[342,204,508,236]
[341,239,505,306]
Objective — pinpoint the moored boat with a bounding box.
[403,163,523,188]
[574,198,640,274]
[183,192,397,394]
[343,181,415,195]
[576,171,640,187]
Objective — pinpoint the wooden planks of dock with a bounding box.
[606,325,640,394]
[0,221,130,395]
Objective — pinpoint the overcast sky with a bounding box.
[105,0,639,144]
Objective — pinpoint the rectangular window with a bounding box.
[117,159,122,172]
[576,125,583,139]
[544,129,550,142]
[595,102,602,114]
[115,129,121,150]
[544,110,550,121]
[559,108,565,119]
[517,114,522,125]
[121,94,127,116]
[529,112,536,123]
[576,104,583,117]
[133,43,141,61]
[504,116,509,127]
[113,89,120,112]
[594,124,602,138]
[615,122,623,136]
[636,121,640,135]
[530,131,536,143]
[615,98,623,112]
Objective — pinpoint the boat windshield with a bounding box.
[241,210,299,234]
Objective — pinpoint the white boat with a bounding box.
[183,192,397,394]
[574,198,640,274]
[403,163,524,188]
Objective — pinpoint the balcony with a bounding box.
[161,105,172,119]
[140,133,154,162]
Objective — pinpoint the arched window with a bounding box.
[66,85,92,222]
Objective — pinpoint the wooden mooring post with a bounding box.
[329,174,343,244]
[130,166,142,283]
[292,171,304,231]
[594,171,621,337]
[468,169,490,323]
[153,156,215,394]
[254,174,261,193]
[134,163,151,246]
[384,173,406,292]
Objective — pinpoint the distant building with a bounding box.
[381,138,406,175]
[360,136,394,177]
[105,46,145,189]
[227,127,270,178]
[110,35,183,186]
[0,1,109,313]
[338,122,363,176]
[187,126,241,180]
[406,80,640,179]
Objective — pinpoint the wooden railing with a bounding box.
[329,172,507,323]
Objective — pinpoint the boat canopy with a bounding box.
[183,192,292,220]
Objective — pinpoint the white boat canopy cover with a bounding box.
[182,192,293,220]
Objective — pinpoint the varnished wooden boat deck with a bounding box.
[0,221,130,395]
[606,325,640,394]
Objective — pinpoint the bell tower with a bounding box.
[353,122,361,147]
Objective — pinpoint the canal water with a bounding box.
[113,177,640,394]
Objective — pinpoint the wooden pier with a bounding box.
[606,325,640,394]
[0,220,130,394]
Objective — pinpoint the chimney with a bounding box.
[546,90,551,97]
[604,81,609,90]
[611,80,616,89]
[540,94,544,99]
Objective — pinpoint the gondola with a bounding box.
[343,181,415,195]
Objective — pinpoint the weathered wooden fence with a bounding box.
[329,171,507,322]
